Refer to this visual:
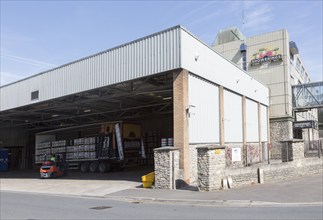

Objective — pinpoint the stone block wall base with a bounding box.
[197,145,226,191]
[281,139,305,162]
[270,120,293,159]
[225,158,322,188]
[154,147,179,189]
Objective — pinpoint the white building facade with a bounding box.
[213,28,318,159]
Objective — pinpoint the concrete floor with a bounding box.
[0,165,153,197]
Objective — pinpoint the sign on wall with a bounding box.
[232,148,241,162]
[293,120,316,129]
[250,48,282,66]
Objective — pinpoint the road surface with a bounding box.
[1,191,322,220]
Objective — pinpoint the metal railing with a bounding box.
[304,139,322,158]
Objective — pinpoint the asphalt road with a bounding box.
[1,191,322,220]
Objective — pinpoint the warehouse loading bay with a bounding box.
[0,71,174,184]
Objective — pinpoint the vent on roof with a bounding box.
[31,90,39,101]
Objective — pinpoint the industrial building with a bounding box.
[213,28,319,159]
[0,26,269,183]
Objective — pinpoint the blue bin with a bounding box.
[0,149,9,171]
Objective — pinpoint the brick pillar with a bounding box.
[173,69,189,183]
[154,147,179,189]
[258,102,262,161]
[197,145,226,191]
[267,107,270,143]
[242,96,247,165]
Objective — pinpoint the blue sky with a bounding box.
[1,0,322,86]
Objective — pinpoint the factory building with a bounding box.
[0,26,269,183]
[213,27,319,159]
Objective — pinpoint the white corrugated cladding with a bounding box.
[260,104,268,142]
[188,74,219,144]
[0,27,181,111]
[246,98,259,142]
[1,26,269,112]
[223,90,243,143]
[180,28,269,106]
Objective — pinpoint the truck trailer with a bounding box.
[35,122,145,172]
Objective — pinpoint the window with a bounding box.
[31,90,39,100]
[240,43,247,71]
[305,72,308,82]
[296,58,301,71]
[301,66,305,77]
[242,52,247,71]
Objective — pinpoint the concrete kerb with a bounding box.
[103,195,323,207]
[3,188,322,207]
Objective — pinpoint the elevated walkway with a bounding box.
[292,81,323,110]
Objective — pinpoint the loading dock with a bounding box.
[1,71,175,172]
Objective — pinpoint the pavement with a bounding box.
[106,172,323,206]
[1,168,322,207]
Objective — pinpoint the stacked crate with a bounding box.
[66,137,97,161]
[51,140,67,154]
[35,142,51,163]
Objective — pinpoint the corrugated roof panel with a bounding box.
[0,26,181,111]
[0,25,268,112]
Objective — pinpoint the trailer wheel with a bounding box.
[80,162,90,173]
[89,161,99,173]
[51,172,57,178]
[98,162,111,173]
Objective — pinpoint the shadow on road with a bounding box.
[0,165,154,182]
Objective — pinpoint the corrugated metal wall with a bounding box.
[180,28,269,106]
[0,27,181,111]
[246,98,259,142]
[224,90,243,143]
[188,74,220,143]
[260,104,268,142]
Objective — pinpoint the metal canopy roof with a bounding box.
[0,71,174,131]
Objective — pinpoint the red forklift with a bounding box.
[40,153,67,179]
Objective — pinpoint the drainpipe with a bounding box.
[282,30,288,116]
